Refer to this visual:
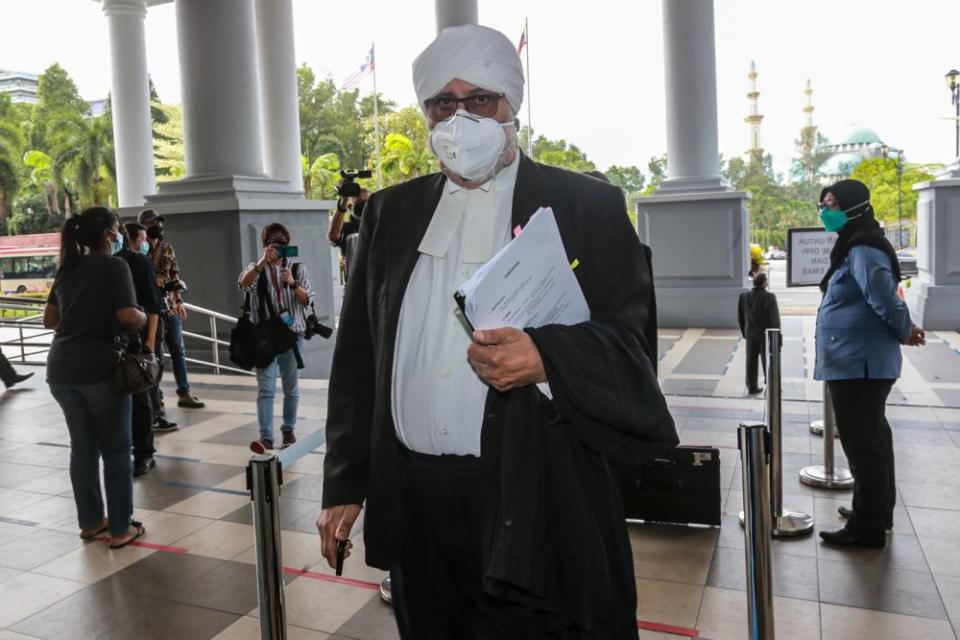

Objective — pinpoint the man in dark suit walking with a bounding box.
[738,271,781,394]
[317,24,676,639]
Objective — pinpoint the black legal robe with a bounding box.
[322,154,678,636]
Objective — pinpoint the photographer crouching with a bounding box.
[238,223,315,453]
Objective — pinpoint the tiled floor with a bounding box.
[0,319,958,638]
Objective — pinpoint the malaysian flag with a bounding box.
[342,45,375,91]
[516,27,527,55]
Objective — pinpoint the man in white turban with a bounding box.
[318,23,676,639]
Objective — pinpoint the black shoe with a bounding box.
[819,525,886,549]
[133,457,156,477]
[177,393,205,409]
[747,386,764,395]
[153,417,179,432]
[281,430,297,448]
[3,372,34,389]
[837,506,893,530]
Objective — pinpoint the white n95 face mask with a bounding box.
[429,110,510,182]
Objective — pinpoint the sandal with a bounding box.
[109,521,146,549]
[80,520,109,540]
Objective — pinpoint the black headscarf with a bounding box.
[819,179,901,292]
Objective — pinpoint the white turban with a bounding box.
[413,24,524,116]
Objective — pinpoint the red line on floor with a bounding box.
[282,566,381,591]
[129,540,189,554]
[637,619,700,637]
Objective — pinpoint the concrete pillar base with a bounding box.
[907,165,960,331]
[635,189,750,329]
[142,192,338,377]
[906,282,960,331]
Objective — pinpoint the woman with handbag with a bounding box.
[44,207,148,549]
[238,223,314,453]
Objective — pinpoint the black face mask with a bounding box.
[353,199,366,219]
[146,225,163,240]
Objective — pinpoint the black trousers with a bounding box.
[391,452,579,640]
[132,390,155,462]
[828,379,896,533]
[745,337,767,392]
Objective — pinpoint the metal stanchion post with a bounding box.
[741,330,814,536]
[248,454,287,640]
[810,383,840,437]
[800,382,854,489]
[739,422,775,640]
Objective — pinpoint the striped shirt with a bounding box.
[239,261,315,336]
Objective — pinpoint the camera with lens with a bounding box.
[336,169,373,198]
[163,278,188,294]
[303,310,333,340]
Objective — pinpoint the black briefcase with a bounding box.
[614,445,722,527]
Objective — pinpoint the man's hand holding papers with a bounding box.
[457,208,586,393]
[467,328,546,392]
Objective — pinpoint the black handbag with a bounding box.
[249,270,302,370]
[112,337,161,395]
[228,291,256,370]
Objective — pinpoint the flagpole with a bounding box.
[525,17,533,158]
[372,42,382,190]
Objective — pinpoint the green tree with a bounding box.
[303,152,341,199]
[0,94,25,220]
[790,128,832,203]
[153,103,185,181]
[363,105,436,187]
[641,154,668,194]
[31,64,88,152]
[724,154,809,249]
[605,165,645,194]
[22,150,61,216]
[51,116,116,208]
[6,193,60,235]
[849,158,939,229]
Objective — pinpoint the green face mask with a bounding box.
[819,198,869,232]
[819,207,849,232]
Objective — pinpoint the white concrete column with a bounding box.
[254,0,303,192]
[102,0,156,206]
[175,0,265,178]
[434,0,478,34]
[660,0,722,191]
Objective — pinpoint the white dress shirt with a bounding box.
[391,157,519,456]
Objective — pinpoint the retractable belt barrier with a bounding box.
[741,329,814,537]
[248,454,287,640]
[739,422,776,640]
[800,382,854,489]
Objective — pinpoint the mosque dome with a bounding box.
[841,128,883,146]
[822,152,862,177]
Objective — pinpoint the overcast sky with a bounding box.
[2,0,958,178]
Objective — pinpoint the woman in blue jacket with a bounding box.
[814,180,925,549]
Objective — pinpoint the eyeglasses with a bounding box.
[424,91,505,121]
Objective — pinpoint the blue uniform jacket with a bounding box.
[814,245,912,381]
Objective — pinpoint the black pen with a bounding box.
[335,539,346,576]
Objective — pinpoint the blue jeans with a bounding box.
[49,380,133,536]
[163,313,190,396]
[255,339,303,442]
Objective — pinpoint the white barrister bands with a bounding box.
[413,24,525,114]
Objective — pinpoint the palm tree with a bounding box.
[0,119,24,221]
[51,115,116,208]
[304,153,341,199]
[22,150,61,215]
